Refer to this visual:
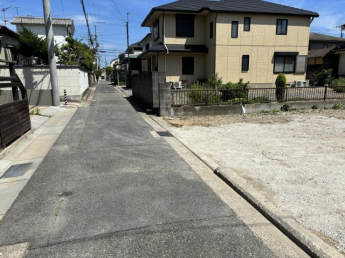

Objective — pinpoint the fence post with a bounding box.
[324,85,328,101]
[246,88,249,104]
[206,90,209,106]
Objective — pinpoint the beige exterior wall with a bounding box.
[215,14,310,85]
[163,54,205,82]
[165,14,205,45]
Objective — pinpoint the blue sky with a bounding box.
[1,0,344,67]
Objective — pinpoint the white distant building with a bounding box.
[11,16,75,47]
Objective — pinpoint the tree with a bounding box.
[55,37,95,71]
[17,27,48,64]
[105,66,113,76]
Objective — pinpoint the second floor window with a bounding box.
[231,21,238,38]
[322,44,329,49]
[153,20,159,41]
[210,21,213,39]
[244,17,251,31]
[176,14,194,37]
[276,19,288,35]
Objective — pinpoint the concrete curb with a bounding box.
[0,128,34,160]
[149,115,343,258]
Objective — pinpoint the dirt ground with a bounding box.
[166,109,345,254]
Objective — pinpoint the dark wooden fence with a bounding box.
[0,59,31,150]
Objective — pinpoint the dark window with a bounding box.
[145,43,150,50]
[322,44,328,49]
[176,14,194,37]
[242,55,249,71]
[231,21,238,38]
[182,57,194,75]
[153,20,159,41]
[274,55,295,73]
[210,21,213,39]
[276,19,288,35]
[244,17,251,31]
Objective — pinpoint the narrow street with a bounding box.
[0,81,308,257]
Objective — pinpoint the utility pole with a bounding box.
[125,12,130,87]
[42,0,60,106]
[95,24,99,70]
[1,6,10,26]
[335,20,345,38]
[80,0,93,47]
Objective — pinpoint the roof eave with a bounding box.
[142,7,319,26]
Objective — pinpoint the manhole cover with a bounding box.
[157,131,173,137]
[1,163,32,179]
[57,191,73,197]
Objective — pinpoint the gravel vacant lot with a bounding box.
[166,109,345,254]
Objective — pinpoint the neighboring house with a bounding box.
[0,25,19,63]
[333,44,345,76]
[10,16,75,47]
[138,33,152,72]
[306,33,345,79]
[139,0,319,87]
[119,42,143,76]
[309,33,345,50]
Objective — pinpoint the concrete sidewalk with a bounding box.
[0,82,308,257]
[0,106,77,222]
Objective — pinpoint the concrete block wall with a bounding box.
[0,66,91,105]
[132,71,166,109]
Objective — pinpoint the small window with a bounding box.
[176,14,194,37]
[244,17,251,31]
[153,20,159,41]
[322,44,328,49]
[182,57,194,75]
[145,43,150,50]
[231,21,238,38]
[276,19,288,35]
[274,55,295,73]
[242,55,249,71]
[210,21,213,39]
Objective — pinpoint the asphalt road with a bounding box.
[0,82,302,257]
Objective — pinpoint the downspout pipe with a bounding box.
[214,12,218,75]
[163,12,169,72]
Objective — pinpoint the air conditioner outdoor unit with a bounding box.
[172,81,183,89]
[295,80,304,87]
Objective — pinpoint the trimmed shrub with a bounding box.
[331,77,345,93]
[275,73,286,102]
[208,73,223,89]
[314,69,333,86]
[219,78,249,102]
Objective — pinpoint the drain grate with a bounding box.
[1,163,32,179]
[157,131,173,137]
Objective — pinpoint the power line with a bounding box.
[60,0,65,18]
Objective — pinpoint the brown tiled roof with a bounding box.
[308,47,334,58]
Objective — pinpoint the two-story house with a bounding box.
[11,16,75,47]
[307,33,345,79]
[139,0,319,87]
